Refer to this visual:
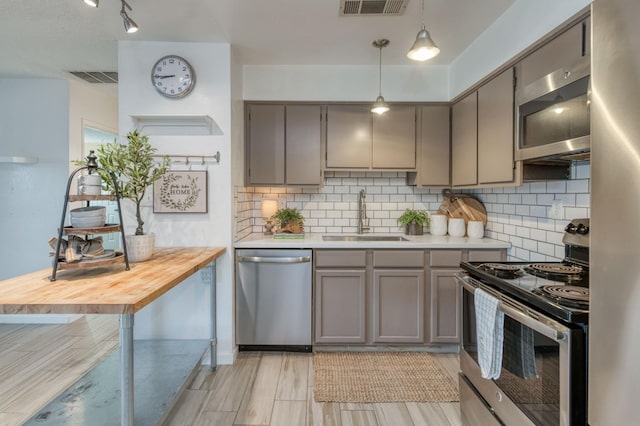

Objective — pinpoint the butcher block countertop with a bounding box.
[0,247,226,315]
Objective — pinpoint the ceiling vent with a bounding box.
[69,71,118,84]
[340,0,409,16]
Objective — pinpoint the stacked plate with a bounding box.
[70,206,106,228]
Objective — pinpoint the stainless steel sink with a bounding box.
[322,235,408,242]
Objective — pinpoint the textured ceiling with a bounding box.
[0,0,515,80]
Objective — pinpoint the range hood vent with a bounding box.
[69,71,118,84]
[340,0,409,16]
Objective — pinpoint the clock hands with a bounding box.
[154,74,175,79]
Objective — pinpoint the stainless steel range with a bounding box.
[456,218,589,426]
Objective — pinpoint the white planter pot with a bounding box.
[125,233,155,263]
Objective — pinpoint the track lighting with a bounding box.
[83,0,138,33]
[371,39,390,115]
[407,0,439,61]
[120,0,139,34]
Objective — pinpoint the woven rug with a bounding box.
[313,352,459,403]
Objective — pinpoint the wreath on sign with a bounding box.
[158,173,200,211]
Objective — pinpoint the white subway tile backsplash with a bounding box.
[236,166,590,261]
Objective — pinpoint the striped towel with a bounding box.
[475,288,504,380]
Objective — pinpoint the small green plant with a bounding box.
[272,207,304,233]
[397,209,430,227]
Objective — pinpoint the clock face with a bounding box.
[151,55,195,98]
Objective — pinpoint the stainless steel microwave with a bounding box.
[516,56,590,161]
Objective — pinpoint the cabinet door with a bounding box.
[372,106,416,169]
[519,20,587,88]
[429,268,460,344]
[315,270,366,343]
[373,269,424,343]
[451,92,478,187]
[247,104,285,185]
[286,105,322,185]
[478,68,514,184]
[418,105,450,186]
[326,105,371,168]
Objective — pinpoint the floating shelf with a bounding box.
[0,156,39,164]
[130,114,223,136]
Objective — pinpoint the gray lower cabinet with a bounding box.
[314,269,366,343]
[373,269,424,343]
[429,268,461,344]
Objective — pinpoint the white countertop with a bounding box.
[234,233,511,249]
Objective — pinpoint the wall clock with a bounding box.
[151,55,196,98]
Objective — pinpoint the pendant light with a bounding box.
[371,39,390,115]
[83,0,99,7]
[407,0,440,61]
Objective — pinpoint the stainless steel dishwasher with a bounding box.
[235,249,312,351]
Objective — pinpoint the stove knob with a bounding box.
[576,224,589,235]
[565,223,578,233]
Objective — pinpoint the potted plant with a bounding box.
[272,207,304,234]
[397,209,430,235]
[94,130,170,261]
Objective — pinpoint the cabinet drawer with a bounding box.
[373,250,424,268]
[430,250,463,267]
[315,250,366,268]
[468,249,506,263]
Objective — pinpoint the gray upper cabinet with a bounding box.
[518,19,589,89]
[286,105,322,185]
[326,105,371,168]
[416,105,450,186]
[477,68,515,184]
[246,104,285,185]
[245,103,321,186]
[372,106,416,169]
[326,104,416,170]
[451,92,478,187]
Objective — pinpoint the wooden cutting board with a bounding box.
[438,189,487,226]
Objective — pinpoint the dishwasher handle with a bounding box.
[237,255,311,264]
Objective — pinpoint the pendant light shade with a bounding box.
[407,0,439,62]
[83,0,99,7]
[371,39,390,115]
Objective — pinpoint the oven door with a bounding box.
[457,273,586,426]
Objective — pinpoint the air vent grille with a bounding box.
[340,0,409,16]
[69,71,118,84]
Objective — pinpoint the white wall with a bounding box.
[449,0,592,97]
[0,79,70,279]
[243,65,449,102]
[118,41,234,364]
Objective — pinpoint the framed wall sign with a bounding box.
[153,170,208,213]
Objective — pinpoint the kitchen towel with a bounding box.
[503,321,538,379]
[475,288,504,380]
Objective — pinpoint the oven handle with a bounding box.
[457,275,568,342]
[237,255,311,264]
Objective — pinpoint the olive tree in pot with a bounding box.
[95,130,170,262]
[397,209,430,235]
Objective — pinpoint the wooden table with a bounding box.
[0,246,226,425]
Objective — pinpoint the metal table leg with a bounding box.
[210,262,217,371]
[119,313,134,425]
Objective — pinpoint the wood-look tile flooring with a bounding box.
[0,315,119,426]
[163,351,462,426]
[0,316,461,426]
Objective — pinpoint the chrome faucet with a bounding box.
[357,189,370,234]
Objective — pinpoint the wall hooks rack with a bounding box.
[152,151,221,166]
